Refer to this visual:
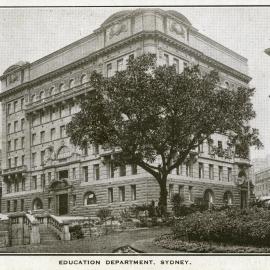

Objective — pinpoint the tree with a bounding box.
[67,54,262,214]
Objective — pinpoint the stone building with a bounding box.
[0,9,252,216]
[254,168,270,199]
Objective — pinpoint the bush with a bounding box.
[96,208,112,221]
[173,207,270,247]
[69,225,84,240]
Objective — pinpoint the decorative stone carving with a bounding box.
[109,23,127,39]
[8,73,19,84]
[170,21,185,38]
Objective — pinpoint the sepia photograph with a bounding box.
[0,4,270,257]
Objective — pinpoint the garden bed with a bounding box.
[154,234,270,253]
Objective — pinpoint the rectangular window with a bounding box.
[131,164,137,175]
[119,186,125,202]
[169,184,174,199]
[72,168,76,179]
[8,158,11,168]
[14,121,18,132]
[41,150,45,165]
[48,172,52,182]
[21,199,24,211]
[219,166,223,181]
[7,103,11,115]
[50,128,56,141]
[82,147,88,156]
[40,131,45,143]
[119,164,126,177]
[108,188,113,203]
[179,185,184,198]
[14,180,19,192]
[14,139,18,150]
[60,125,66,138]
[72,195,76,206]
[8,140,11,152]
[107,63,112,77]
[94,164,100,180]
[21,98,24,109]
[117,59,124,71]
[173,58,179,73]
[209,164,214,180]
[110,162,115,178]
[7,123,11,134]
[199,163,204,179]
[21,178,25,191]
[83,166,88,182]
[32,176,37,190]
[188,186,193,201]
[32,133,36,145]
[131,185,136,201]
[164,54,169,66]
[13,200,17,212]
[21,137,25,149]
[198,143,204,153]
[228,167,232,182]
[7,201,10,212]
[40,110,45,123]
[14,101,18,112]
[41,174,46,189]
[14,157,18,167]
[32,152,36,167]
[21,118,25,130]
[48,198,52,209]
[93,144,99,155]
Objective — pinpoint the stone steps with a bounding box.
[39,225,60,244]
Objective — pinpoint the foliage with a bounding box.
[69,225,84,240]
[67,53,262,212]
[173,208,270,247]
[96,208,112,221]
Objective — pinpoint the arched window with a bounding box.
[50,87,56,96]
[32,198,43,210]
[225,81,230,89]
[84,191,97,205]
[57,146,71,159]
[59,83,65,92]
[31,94,36,102]
[223,191,233,205]
[81,74,87,84]
[203,189,215,205]
[40,91,45,100]
[69,79,75,88]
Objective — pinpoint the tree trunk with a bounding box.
[158,176,168,216]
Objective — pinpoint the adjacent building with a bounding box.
[0,8,253,216]
[254,168,270,199]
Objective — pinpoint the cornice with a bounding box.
[0,30,251,101]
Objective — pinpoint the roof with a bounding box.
[3,61,29,75]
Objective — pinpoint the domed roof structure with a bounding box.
[166,10,192,25]
[3,61,29,75]
[101,10,133,26]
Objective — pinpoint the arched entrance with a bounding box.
[203,189,215,208]
[223,191,233,206]
[32,198,43,210]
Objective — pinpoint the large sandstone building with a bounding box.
[0,9,252,216]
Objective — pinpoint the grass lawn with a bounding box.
[0,227,170,253]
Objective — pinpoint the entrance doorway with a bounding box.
[58,194,68,215]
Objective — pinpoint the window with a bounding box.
[188,186,193,201]
[40,110,45,123]
[83,166,88,182]
[173,58,179,73]
[72,168,76,179]
[84,191,97,205]
[32,176,37,190]
[164,54,169,66]
[32,152,37,167]
[14,121,18,132]
[21,98,24,109]
[72,195,76,206]
[48,172,52,182]
[31,94,36,102]
[82,147,88,156]
[7,103,11,115]
[6,182,11,194]
[179,185,184,198]
[108,188,114,203]
[14,101,18,112]
[14,157,18,167]
[209,164,214,180]
[186,163,192,177]
[228,168,232,182]
[198,143,204,153]
[131,164,137,175]
[69,79,75,88]
[7,201,10,212]
[176,164,182,175]
[13,200,17,212]
[199,163,204,179]
[223,191,233,206]
[128,54,134,61]
[218,141,223,150]
[59,83,65,92]
[219,166,223,181]
[81,74,87,84]
[32,133,36,145]
[14,139,18,150]
[110,162,115,178]
[41,174,45,189]
[117,59,124,71]
[40,91,45,99]
[60,125,66,138]
[50,128,56,140]
[14,180,19,192]
[21,137,25,149]
[107,63,112,77]
[94,164,100,180]
[21,178,25,191]
[119,186,125,202]
[40,131,45,143]
[48,198,52,209]
[21,199,24,211]
[21,118,25,130]
[8,158,11,168]
[119,165,126,177]
[169,184,174,199]
[8,141,11,152]
[93,144,99,155]
[32,198,43,210]
[41,150,45,165]
[131,185,136,200]
[7,123,11,134]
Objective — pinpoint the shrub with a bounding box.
[69,225,84,240]
[173,207,270,247]
[96,208,112,221]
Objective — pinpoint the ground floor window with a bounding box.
[131,185,136,201]
[7,201,10,212]
[108,188,113,203]
[169,184,174,200]
[204,189,215,208]
[13,200,17,212]
[84,191,97,205]
[223,191,233,205]
[21,199,24,211]
[32,198,43,210]
[119,186,125,202]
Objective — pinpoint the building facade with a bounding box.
[0,9,252,216]
[254,168,270,199]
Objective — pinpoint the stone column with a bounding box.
[30,221,40,244]
[62,221,70,241]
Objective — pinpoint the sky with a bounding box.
[0,6,270,159]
